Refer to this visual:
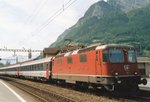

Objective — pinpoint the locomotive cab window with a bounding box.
[103,49,124,63]
[109,49,124,63]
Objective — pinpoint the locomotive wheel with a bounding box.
[104,85,114,91]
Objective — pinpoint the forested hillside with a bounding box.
[50,0,150,57]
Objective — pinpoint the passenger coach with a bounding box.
[0,64,20,77]
[19,57,52,80]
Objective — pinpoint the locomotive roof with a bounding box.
[55,44,134,57]
[96,44,134,50]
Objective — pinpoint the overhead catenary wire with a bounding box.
[25,0,49,25]
[31,0,77,36]
[18,0,77,47]
[19,0,49,46]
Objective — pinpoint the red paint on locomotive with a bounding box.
[52,44,146,91]
[53,45,139,77]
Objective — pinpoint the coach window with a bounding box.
[31,65,36,71]
[40,64,43,71]
[39,64,41,70]
[41,64,43,70]
[41,64,44,70]
[31,65,33,71]
[27,66,29,71]
[67,57,72,64]
[25,66,26,71]
[29,66,31,71]
[36,65,38,71]
[31,65,35,70]
[28,66,30,71]
[80,54,87,62]
[27,66,28,71]
[38,64,41,71]
[35,65,38,70]
[36,64,40,71]
[42,64,45,70]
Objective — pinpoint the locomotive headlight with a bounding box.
[134,72,138,75]
[115,72,118,76]
[117,80,121,84]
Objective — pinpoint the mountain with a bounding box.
[50,0,150,57]
[108,0,150,12]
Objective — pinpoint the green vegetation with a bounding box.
[50,3,150,57]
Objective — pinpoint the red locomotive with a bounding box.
[52,44,147,91]
[0,44,147,91]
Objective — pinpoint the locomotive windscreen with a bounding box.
[127,50,137,63]
[103,49,137,63]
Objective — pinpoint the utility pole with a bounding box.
[0,48,42,59]
[28,49,32,59]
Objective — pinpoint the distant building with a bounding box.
[43,46,83,58]
[43,48,60,58]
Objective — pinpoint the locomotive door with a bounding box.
[46,63,49,80]
[96,51,102,75]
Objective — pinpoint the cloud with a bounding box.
[0,0,101,51]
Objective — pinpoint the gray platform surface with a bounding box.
[0,79,26,102]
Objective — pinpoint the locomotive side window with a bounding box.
[109,49,124,63]
[127,50,137,63]
[67,57,73,64]
[103,49,124,63]
[80,54,87,62]
[103,50,109,62]
[57,58,62,65]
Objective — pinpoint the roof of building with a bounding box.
[137,57,150,63]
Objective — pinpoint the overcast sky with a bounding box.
[0,0,108,51]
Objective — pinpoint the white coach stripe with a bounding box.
[0,80,26,102]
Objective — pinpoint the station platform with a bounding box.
[0,79,26,102]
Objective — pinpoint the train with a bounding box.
[0,44,147,91]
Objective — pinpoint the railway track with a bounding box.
[0,76,77,102]
[1,76,150,102]
[139,87,150,101]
